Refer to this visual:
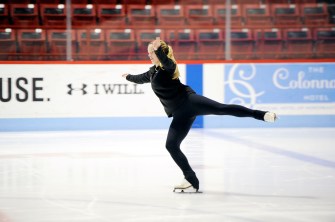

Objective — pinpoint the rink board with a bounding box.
[0,62,334,131]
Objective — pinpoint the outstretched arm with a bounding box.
[122,70,151,84]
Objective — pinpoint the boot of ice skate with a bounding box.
[264,112,278,122]
[173,179,199,193]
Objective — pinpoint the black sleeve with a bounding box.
[154,46,176,73]
[126,69,151,84]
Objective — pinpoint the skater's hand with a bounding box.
[122,73,129,78]
[152,37,161,51]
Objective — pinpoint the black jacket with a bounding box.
[126,46,195,117]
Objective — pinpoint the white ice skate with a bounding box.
[264,112,278,123]
[173,179,200,193]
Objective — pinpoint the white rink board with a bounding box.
[203,63,335,116]
[0,64,186,118]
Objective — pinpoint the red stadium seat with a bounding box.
[195,29,224,60]
[77,29,106,60]
[242,4,272,27]
[17,28,47,60]
[124,0,148,4]
[126,4,156,26]
[264,0,287,3]
[271,4,301,27]
[156,5,185,26]
[92,0,118,3]
[0,28,17,60]
[38,0,62,3]
[207,0,223,3]
[314,27,335,58]
[71,0,89,3]
[179,0,204,4]
[284,28,313,58]
[165,29,196,60]
[7,0,30,3]
[0,4,10,27]
[229,28,254,59]
[40,4,66,27]
[105,29,136,60]
[47,29,77,60]
[254,28,284,59]
[213,4,243,27]
[136,29,164,60]
[290,0,317,3]
[184,5,214,26]
[71,4,97,27]
[234,0,262,3]
[300,3,329,26]
[11,4,39,27]
[151,0,175,4]
[266,0,317,3]
[97,4,126,27]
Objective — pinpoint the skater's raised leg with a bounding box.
[188,94,277,122]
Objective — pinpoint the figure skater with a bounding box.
[122,37,277,193]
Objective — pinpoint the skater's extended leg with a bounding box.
[165,115,199,190]
[188,94,266,120]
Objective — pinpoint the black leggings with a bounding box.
[165,94,266,188]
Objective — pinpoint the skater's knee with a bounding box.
[165,140,178,153]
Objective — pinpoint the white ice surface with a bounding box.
[0,128,334,222]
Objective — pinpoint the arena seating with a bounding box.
[72,4,97,26]
[0,28,17,60]
[156,5,186,26]
[97,4,127,26]
[126,4,156,26]
[229,28,254,59]
[136,29,165,59]
[284,27,314,58]
[314,27,335,58]
[195,28,225,59]
[0,0,334,60]
[184,5,214,25]
[213,4,243,26]
[93,0,118,3]
[40,4,66,27]
[0,4,10,27]
[48,29,77,60]
[271,3,301,26]
[300,3,329,25]
[151,0,175,4]
[165,28,197,60]
[233,0,263,4]
[242,4,272,27]
[11,4,39,27]
[17,28,47,60]
[77,28,106,60]
[38,0,64,3]
[106,28,137,60]
[254,28,284,59]
[124,0,148,4]
[179,0,204,4]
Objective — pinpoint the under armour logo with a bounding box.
[67,84,87,95]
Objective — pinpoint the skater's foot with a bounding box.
[173,179,199,193]
[264,112,277,123]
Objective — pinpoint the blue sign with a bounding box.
[224,63,335,105]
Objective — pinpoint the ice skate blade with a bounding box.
[173,187,202,193]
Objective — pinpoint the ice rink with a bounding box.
[0,128,334,222]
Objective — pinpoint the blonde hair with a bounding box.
[150,40,180,80]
